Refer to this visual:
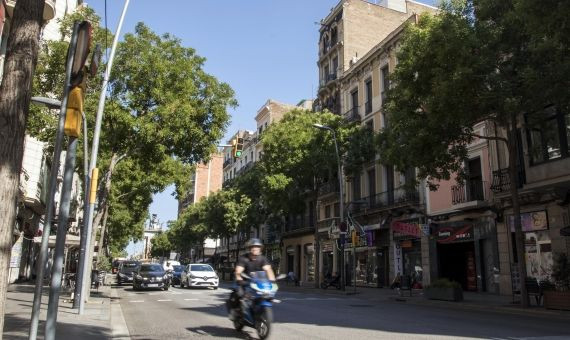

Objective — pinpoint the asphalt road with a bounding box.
[115,284,570,340]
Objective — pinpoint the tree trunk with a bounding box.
[508,113,529,307]
[96,204,110,262]
[0,0,44,334]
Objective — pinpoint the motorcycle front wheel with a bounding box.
[255,307,272,339]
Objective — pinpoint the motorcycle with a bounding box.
[320,274,341,290]
[227,272,285,339]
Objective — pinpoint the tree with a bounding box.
[377,0,570,307]
[30,13,236,256]
[0,0,45,332]
[150,231,172,259]
[260,109,358,286]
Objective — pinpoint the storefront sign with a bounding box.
[321,241,333,252]
[400,240,413,248]
[391,221,421,238]
[436,224,474,243]
[10,237,23,268]
[393,243,403,276]
[508,210,548,232]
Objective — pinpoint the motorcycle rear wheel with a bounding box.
[256,307,272,339]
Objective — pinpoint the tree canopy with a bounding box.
[30,9,237,253]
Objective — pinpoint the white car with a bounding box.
[180,264,219,289]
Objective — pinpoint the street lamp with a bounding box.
[31,96,62,109]
[312,123,345,291]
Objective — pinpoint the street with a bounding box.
[115,284,570,340]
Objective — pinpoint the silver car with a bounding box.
[180,264,219,289]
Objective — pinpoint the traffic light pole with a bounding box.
[78,0,130,313]
[45,136,79,340]
[331,131,345,292]
[72,112,89,310]
[28,22,79,340]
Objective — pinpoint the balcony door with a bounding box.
[467,158,484,201]
[385,165,394,205]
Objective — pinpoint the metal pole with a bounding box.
[73,113,90,311]
[79,0,130,311]
[28,22,79,340]
[331,130,345,291]
[45,137,79,340]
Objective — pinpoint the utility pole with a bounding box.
[44,137,79,340]
[28,22,80,340]
[78,0,130,311]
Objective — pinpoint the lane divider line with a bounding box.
[157,299,172,302]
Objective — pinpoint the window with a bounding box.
[259,126,263,135]
[526,106,570,164]
[334,202,340,217]
[366,120,373,131]
[325,205,331,219]
[350,90,359,116]
[368,168,376,197]
[332,56,338,77]
[381,66,389,103]
[365,79,372,114]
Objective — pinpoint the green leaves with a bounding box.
[30,12,236,253]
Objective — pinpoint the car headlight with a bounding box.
[189,274,196,279]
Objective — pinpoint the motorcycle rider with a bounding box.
[230,238,276,319]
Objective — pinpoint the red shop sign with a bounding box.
[436,225,474,243]
[391,221,421,238]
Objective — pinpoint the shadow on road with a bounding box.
[3,314,110,340]
[186,326,253,339]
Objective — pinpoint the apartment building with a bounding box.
[315,0,436,289]
[315,0,436,115]
[490,107,570,295]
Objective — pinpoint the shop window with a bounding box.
[526,106,570,165]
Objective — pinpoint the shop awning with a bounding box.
[33,235,81,249]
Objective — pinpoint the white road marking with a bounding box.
[196,329,209,335]
[157,299,172,302]
[129,300,144,303]
[184,298,199,301]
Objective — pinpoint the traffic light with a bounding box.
[236,138,244,157]
[232,137,244,158]
[64,21,92,137]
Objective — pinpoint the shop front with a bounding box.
[432,219,499,293]
[344,225,388,288]
[281,234,315,285]
[391,220,425,288]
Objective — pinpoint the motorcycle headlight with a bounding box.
[163,275,168,280]
[135,274,142,280]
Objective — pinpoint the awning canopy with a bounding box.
[34,234,81,249]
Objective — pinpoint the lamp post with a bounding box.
[312,123,345,291]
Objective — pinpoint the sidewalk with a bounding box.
[277,283,570,320]
[3,282,130,340]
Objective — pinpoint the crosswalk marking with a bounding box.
[184,298,199,301]
[157,299,172,302]
[129,300,144,303]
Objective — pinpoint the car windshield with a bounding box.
[173,265,184,272]
[120,262,139,272]
[140,264,163,272]
[190,265,213,272]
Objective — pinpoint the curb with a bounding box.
[110,287,131,339]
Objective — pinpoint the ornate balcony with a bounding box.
[345,106,361,123]
[451,180,489,205]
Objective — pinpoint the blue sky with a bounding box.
[87,0,436,252]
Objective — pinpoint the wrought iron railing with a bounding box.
[451,180,489,205]
[356,187,420,212]
[490,168,525,193]
[345,106,360,123]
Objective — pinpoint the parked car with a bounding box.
[133,263,171,291]
[180,264,219,289]
[171,265,184,286]
[116,260,140,285]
